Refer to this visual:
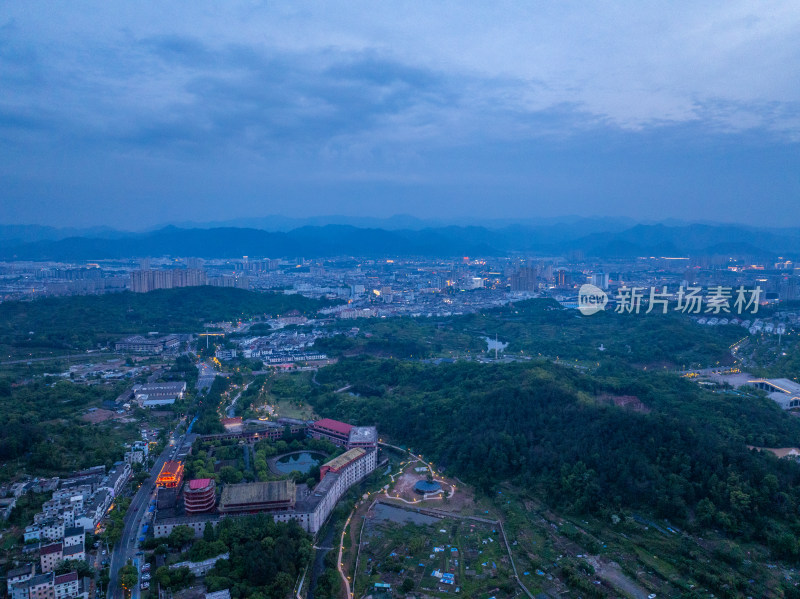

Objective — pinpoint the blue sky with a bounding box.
[1,1,799,229]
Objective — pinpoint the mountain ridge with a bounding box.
[1,222,799,260]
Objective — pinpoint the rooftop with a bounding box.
[313,418,352,436]
[188,478,214,491]
[220,480,295,507]
[749,378,800,395]
[64,526,84,538]
[7,563,35,578]
[322,448,366,472]
[14,572,54,589]
[349,426,377,444]
[54,572,79,584]
[296,472,340,512]
[154,513,219,526]
[41,542,63,555]
[159,461,183,477]
[64,543,84,556]
[135,382,187,395]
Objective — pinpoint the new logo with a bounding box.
[578,284,608,316]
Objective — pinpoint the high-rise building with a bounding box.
[129,268,207,293]
[510,267,538,292]
[591,272,609,290]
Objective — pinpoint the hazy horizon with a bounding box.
[5,213,800,235]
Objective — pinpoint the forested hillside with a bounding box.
[0,286,335,350]
[311,358,800,560]
[0,380,137,476]
[315,299,745,368]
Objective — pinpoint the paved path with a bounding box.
[225,380,252,417]
[337,510,354,598]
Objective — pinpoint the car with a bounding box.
[101,550,106,555]
[141,582,149,590]
[141,573,151,581]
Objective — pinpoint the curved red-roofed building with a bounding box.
[184,478,216,514]
[309,418,353,447]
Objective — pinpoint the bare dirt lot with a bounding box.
[81,408,119,423]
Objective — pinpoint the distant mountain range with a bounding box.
[1,219,799,260]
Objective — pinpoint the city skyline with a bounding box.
[1,2,799,228]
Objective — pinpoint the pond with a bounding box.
[273,451,326,474]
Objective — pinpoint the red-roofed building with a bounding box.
[40,542,63,573]
[54,572,78,599]
[184,478,216,515]
[309,419,352,447]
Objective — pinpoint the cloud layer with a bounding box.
[1,2,799,227]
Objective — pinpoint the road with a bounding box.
[107,423,187,599]
[0,352,116,366]
[197,361,216,393]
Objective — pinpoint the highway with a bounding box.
[107,424,188,598]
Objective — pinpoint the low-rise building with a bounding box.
[134,382,187,407]
[6,563,35,594]
[24,525,42,542]
[748,378,800,410]
[153,514,220,539]
[308,419,352,447]
[53,572,78,599]
[218,480,295,514]
[115,335,179,354]
[61,542,85,564]
[63,527,84,548]
[39,543,62,573]
[0,496,17,519]
[38,520,65,542]
[10,572,54,599]
[98,462,131,498]
[169,553,229,576]
[74,490,112,532]
[124,441,149,465]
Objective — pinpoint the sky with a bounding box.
[1,1,799,229]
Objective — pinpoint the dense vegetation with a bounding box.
[315,299,745,368]
[202,515,311,599]
[234,374,268,417]
[0,286,335,351]
[455,299,746,368]
[192,375,232,435]
[310,357,800,560]
[0,380,136,479]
